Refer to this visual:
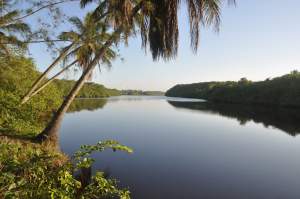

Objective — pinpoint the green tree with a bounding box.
[24,13,118,101]
[37,12,119,140]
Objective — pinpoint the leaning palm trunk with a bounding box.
[29,60,78,99]
[36,4,142,140]
[36,47,109,140]
[21,43,75,104]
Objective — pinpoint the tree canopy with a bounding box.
[166,71,300,107]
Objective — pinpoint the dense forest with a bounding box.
[166,71,300,107]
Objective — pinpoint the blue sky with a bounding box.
[28,0,300,91]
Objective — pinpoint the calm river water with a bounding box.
[60,96,300,199]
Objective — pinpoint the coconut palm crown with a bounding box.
[59,13,118,77]
[80,0,235,60]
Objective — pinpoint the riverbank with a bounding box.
[0,55,122,136]
[166,71,300,107]
[0,55,131,198]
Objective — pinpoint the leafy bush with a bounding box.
[0,138,132,199]
[0,56,63,136]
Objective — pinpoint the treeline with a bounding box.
[166,71,300,107]
[54,79,121,98]
[121,90,164,96]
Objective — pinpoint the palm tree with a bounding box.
[37,0,234,139]
[29,14,117,100]
[60,14,117,70]
[36,13,117,140]
[21,13,117,104]
[0,3,31,56]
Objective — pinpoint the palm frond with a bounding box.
[59,31,80,42]
[0,10,19,26]
[1,22,30,34]
[69,17,84,32]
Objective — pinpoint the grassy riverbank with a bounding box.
[0,55,132,198]
[166,71,300,107]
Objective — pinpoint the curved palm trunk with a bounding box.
[21,43,74,104]
[29,60,77,99]
[36,49,107,141]
[36,4,142,141]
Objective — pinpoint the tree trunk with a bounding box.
[29,60,77,99]
[36,49,107,141]
[21,43,74,104]
[34,2,144,141]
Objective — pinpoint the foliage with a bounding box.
[166,71,300,107]
[73,140,133,169]
[0,55,63,136]
[54,79,121,98]
[81,0,233,60]
[60,13,118,71]
[0,1,31,56]
[0,55,120,136]
[0,137,132,198]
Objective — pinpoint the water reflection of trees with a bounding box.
[107,96,164,102]
[168,101,300,136]
[68,99,108,113]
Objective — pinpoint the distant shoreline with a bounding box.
[166,71,300,108]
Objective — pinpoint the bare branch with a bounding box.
[10,0,80,23]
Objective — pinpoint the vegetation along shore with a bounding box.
[166,71,300,107]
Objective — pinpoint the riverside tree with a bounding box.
[21,13,118,103]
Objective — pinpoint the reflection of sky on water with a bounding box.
[61,96,300,199]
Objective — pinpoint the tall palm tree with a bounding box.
[38,0,234,139]
[37,13,118,140]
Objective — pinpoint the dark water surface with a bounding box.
[60,96,300,199]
